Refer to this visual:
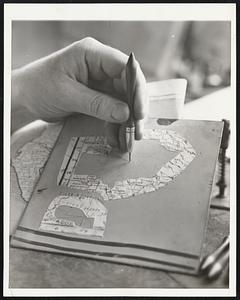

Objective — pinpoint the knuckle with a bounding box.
[135,101,148,120]
[135,60,140,69]
[72,37,99,58]
[79,37,98,48]
[135,110,146,120]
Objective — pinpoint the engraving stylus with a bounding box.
[125,52,137,162]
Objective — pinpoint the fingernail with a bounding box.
[111,103,129,122]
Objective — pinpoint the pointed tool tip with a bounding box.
[129,152,132,162]
[128,52,135,62]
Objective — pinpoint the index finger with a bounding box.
[80,37,128,80]
[79,37,148,121]
[132,62,148,120]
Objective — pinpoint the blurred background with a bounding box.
[12,21,231,103]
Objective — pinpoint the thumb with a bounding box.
[68,81,130,123]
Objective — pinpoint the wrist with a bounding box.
[11,68,36,133]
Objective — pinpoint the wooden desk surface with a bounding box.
[9,120,230,289]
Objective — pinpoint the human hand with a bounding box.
[12,37,148,149]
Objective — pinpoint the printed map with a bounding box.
[57,129,197,201]
[12,124,196,238]
[39,193,107,237]
[11,124,63,202]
